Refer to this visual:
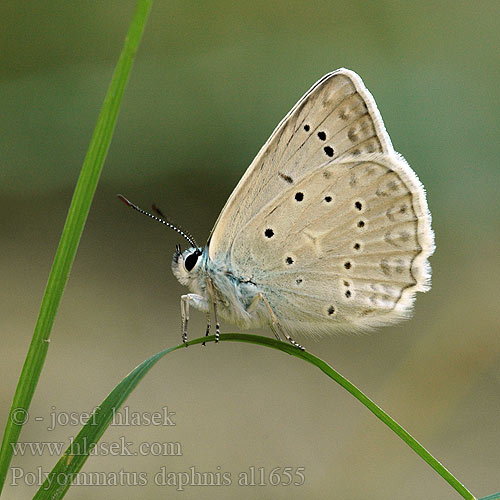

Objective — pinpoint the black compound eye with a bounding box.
[184,252,199,272]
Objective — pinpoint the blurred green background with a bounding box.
[1,1,499,498]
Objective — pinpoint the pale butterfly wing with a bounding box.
[228,153,434,334]
[209,68,394,258]
[208,69,434,334]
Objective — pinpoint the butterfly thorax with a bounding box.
[172,246,266,329]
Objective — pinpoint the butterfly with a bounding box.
[119,68,434,350]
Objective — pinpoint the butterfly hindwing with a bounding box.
[227,153,433,334]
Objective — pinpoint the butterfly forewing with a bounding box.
[208,69,394,258]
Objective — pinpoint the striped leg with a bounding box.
[205,278,220,343]
[202,312,211,346]
[247,293,305,351]
[180,294,209,346]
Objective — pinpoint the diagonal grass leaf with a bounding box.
[0,0,152,494]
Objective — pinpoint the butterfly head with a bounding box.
[172,245,203,286]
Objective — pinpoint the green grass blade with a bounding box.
[478,493,500,500]
[33,333,476,500]
[33,344,182,499]
[0,0,152,493]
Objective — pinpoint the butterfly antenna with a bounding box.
[152,203,167,219]
[152,202,200,250]
[117,194,198,248]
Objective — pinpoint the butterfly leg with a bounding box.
[180,294,209,346]
[202,313,211,346]
[205,278,220,343]
[270,324,283,342]
[180,295,189,346]
[275,324,305,351]
[250,293,305,351]
[247,293,282,341]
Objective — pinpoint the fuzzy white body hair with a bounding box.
[173,248,269,330]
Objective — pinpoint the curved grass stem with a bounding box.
[33,333,475,500]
